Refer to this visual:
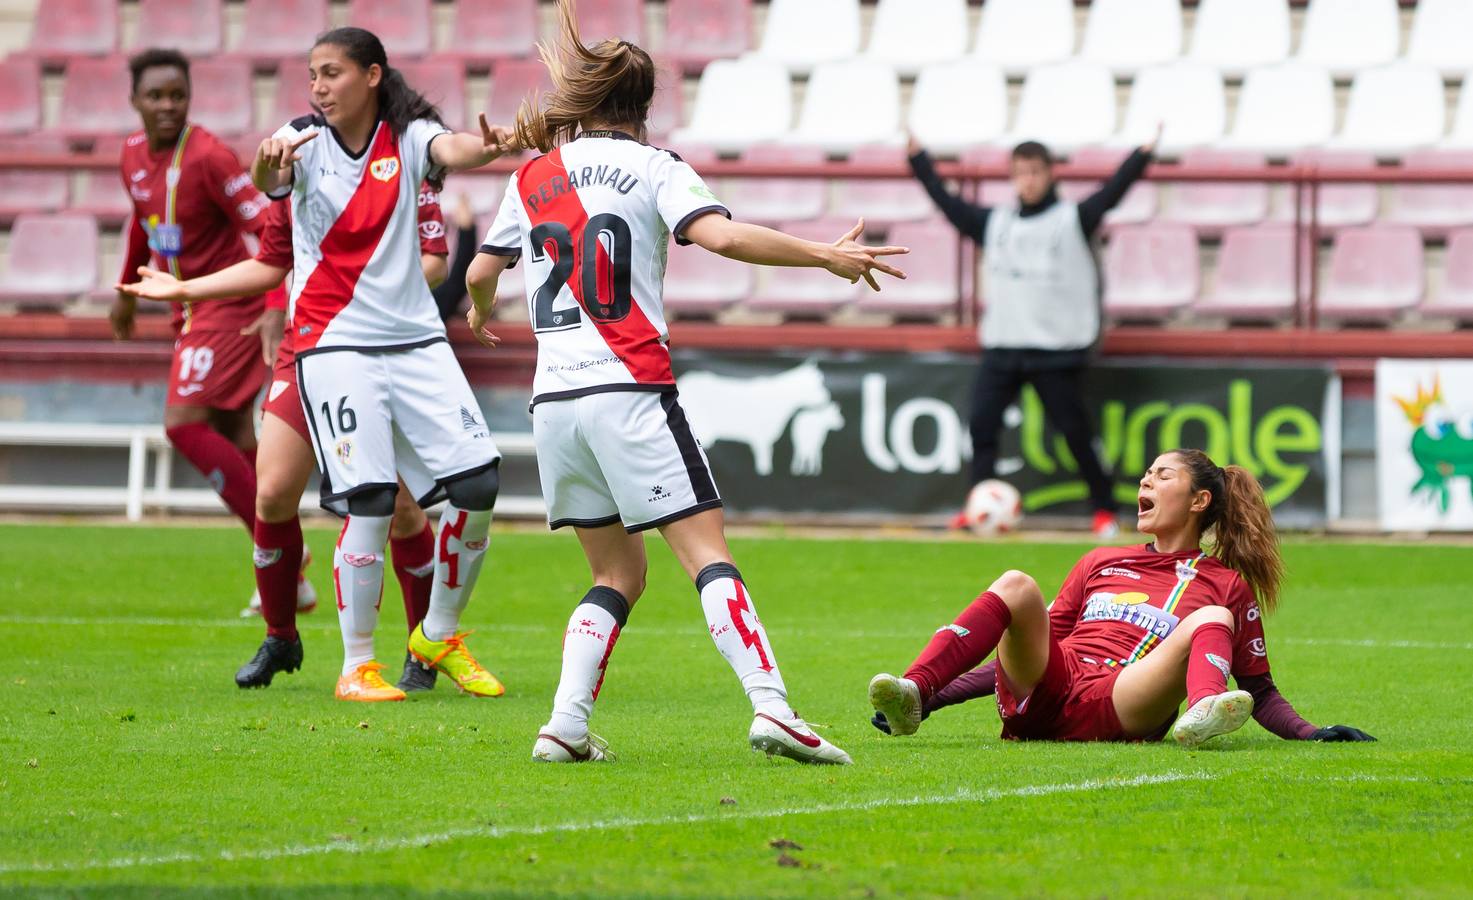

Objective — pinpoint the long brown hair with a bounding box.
[513,0,657,152]
[1171,448,1284,612]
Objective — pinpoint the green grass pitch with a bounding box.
[0,523,1469,897]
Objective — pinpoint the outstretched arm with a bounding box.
[908,142,990,240]
[1076,125,1160,236]
[682,215,907,291]
[1236,672,1376,742]
[117,259,290,303]
[429,114,516,173]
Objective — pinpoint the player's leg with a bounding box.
[388,481,438,692]
[297,351,403,701]
[1112,605,1252,748]
[869,569,1050,736]
[1028,366,1118,532]
[968,353,1024,486]
[534,523,646,763]
[235,411,316,688]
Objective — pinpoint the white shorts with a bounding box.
[296,340,501,516]
[533,390,722,532]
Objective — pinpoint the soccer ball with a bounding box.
[964,479,1023,536]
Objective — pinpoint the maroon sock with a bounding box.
[254,516,303,642]
[1186,621,1235,707]
[904,590,1012,700]
[391,521,436,635]
[167,422,257,532]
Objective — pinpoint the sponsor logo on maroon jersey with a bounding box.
[1101,566,1142,580]
[1249,637,1267,657]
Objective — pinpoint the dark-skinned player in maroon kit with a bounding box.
[869,449,1376,747]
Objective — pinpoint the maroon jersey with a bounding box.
[118,125,271,334]
[1047,545,1270,678]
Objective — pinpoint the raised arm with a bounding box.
[682,215,907,291]
[908,143,990,241]
[429,114,516,173]
[1076,126,1159,236]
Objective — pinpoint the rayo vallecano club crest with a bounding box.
[370,157,400,182]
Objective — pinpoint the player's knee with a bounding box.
[993,569,1040,604]
[443,463,500,511]
[345,485,397,517]
[389,487,426,538]
[1187,605,1235,631]
[593,564,646,602]
[255,473,300,521]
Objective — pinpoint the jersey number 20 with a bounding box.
[529,214,633,332]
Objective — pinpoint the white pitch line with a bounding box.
[0,772,1209,876]
[1277,637,1473,652]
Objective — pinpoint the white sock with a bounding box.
[422,503,492,641]
[334,514,390,676]
[697,563,793,719]
[547,587,630,738]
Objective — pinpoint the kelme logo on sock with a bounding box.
[253,547,282,569]
[1205,652,1232,678]
[938,624,971,637]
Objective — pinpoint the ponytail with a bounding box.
[1171,449,1284,612]
[514,0,657,152]
[314,27,442,138]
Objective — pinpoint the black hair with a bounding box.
[313,27,442,137]
[128,48,190,95]
[1011,140,1054,167]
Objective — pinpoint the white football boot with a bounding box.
[867,673,923,736]
[532,729,615,763]
[1172,690,1254,749]
[748,713,852,765]
[241,549,317,618]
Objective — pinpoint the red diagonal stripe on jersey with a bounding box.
[293,124,402,351]
[520,149,672,384]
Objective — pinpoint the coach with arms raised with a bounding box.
[909,129,1159,537]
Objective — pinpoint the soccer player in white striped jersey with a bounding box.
[252,27,519,702]
[466,0,908,764]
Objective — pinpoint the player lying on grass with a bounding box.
[466,0,906,765]
[119,190,451,694]
[869,449,1376,747]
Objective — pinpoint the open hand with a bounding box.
[116,266,187,303]
[466,303,501,349]
[241,308,285,365]
[824,219,909,291]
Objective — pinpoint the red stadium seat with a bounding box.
[747,218,863,316]
[234,0,329,66]
[1385,151,1473,234]
[0,171,70,224]
[1195,224,1300,322]
[577,0,645,47]
[70,171,134,227]
[267,62,312,131]
[1276,150,1379,230]
[25,0,118,63]
[136,0,224,57]
[445,0,538,69]
[487,60,554,129]
[396,60,467,131]
[53,58,137,142]
[723,144,828,225]
[1058,146,1158,227]
[1424,228,1473,320]
[346,0,432,58]
[645,63,685,144]
[0,58,42,134]
[1163,149,1270,233]
[1102,223,1199,320]
[1319,225,1424,323]
[0,214,99,310]
[664,242,756,316]
[664,0,752,73]
[854,219,960,319]
[830,145,934,225]
[189,59,254,136]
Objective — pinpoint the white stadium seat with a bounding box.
[1079,0,1183,76]
[1407,0,1473,77]
[1188,0,1291,76]
[1296,0,1399,77]
[1116,62,1226,152]
[755,0,861,75]
[862,0,968,77]
[671,57,791,154]
[788,60,902,153]
[1444,73,1473,149]
[1223,63,1335,155]
[1332,64,1446,155]
[1008,61,1117,153]
[908,60,1008,155]
[971,0,1074,76]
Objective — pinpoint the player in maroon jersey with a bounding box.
[120,186,451,692]
[110,49,279,549]
[868,449,1375,747]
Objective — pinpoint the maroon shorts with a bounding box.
[995,635,1137,742]
[260,340,309,442]
[166,329,267,410]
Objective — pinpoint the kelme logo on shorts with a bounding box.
[370,157,400,182]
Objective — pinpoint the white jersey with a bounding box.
[268,114,450,353]
[480,131,730,404]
